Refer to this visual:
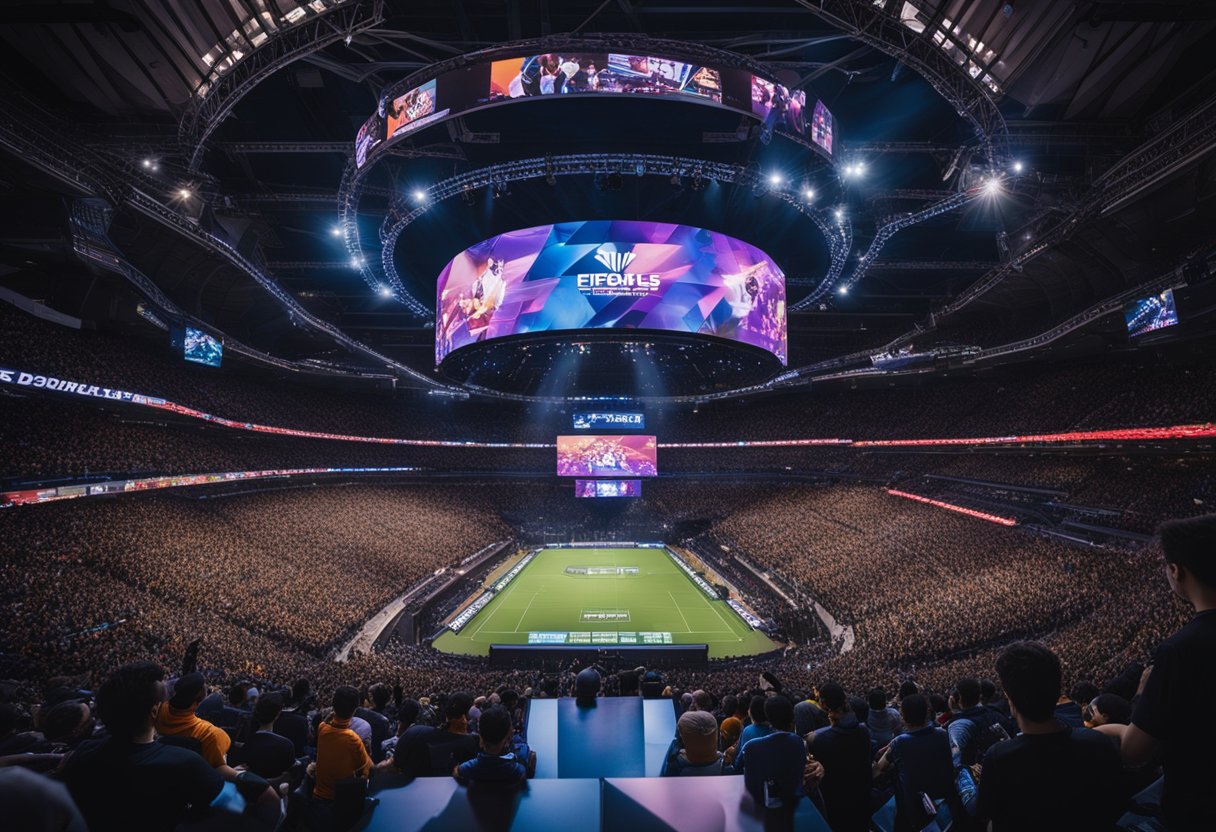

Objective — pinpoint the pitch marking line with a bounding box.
[668,591,695,634]
[511,591,541,634]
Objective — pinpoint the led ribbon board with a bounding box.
[436,220,787,364]
[356,51,836,169]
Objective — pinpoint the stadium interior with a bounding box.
[1,2,1215,830]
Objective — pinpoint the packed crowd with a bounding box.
[2,512,1212,831]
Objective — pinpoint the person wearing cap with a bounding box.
[155,672,234,773]
[662,711,725,776]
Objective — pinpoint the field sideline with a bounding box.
[432,547,777,659]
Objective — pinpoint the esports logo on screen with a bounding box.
[557,435,658,478]
[435,221,786,364]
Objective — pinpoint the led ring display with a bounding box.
[355,50,835,169]
[435,220,787,365]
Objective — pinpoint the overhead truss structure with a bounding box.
[792,0,1007,162]
[369,153,851,317]
[180,0,385,172]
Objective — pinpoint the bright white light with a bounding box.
[413,189,426,202]
[984,178,1002,196]
[834,208,844,221]
[1012,160,1024,173]
[837,285,849,295]
[330,226,343,237]
[803,188,816,200]
[768,173,783,186]
[142,159,153,169]
[350,257,364,269]
[377,285,392,297]
[177,188,192,199]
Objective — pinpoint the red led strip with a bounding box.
[886,488,1018,526]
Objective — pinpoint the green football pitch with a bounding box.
[432,547,778,659]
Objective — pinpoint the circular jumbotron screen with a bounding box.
[435,220,787,365]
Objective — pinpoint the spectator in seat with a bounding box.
[354,684,393,763]
[738,695,806,811]
[976,641,1122,831]
[394,691,479,777]
[575,668,601,705]
[155,672,234,774]
[1052,680,1094,729]
[1118,514,1216,831]
[0,702,39,756]
[663,710,724,776]
[794,690,828,736]
[729,694,773,760]
[948,677,1007,768]
[873,694,958,832]
[719,695,745,750]
[640,670,666,699]
[230,693,295,779]
[37,700,95,753]
[62,662,224,831]
[275,679,312,757]
[804,682,872,832]
[456,705,529,784]
[313,685,372,802]
[866,687,901,749]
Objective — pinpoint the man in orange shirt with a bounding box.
[155,673,236,777]
[314,685,373,801]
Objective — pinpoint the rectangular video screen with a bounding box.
[572,411,645,430]
[575,479,642,498]
[1124,289,1179,338]
[170,326,223,367]
[557,435,658,477]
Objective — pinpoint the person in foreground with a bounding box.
[975,641,1123,830]
[62,661,275,831]
[1110,513,1216,831]
[662,710,724,775]
[454,705,528,784]
[737,695,807,812]
[872,694,957,832]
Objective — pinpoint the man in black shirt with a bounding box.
[805,682,872,832]
[62,661,225,832]
[976,642,1123,830]
[1120,514,1216,831]
[230,693,295,779]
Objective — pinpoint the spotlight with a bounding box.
[768,173,783,186]
[330,226,343,237]
[803,187,816,200]
[412,189,426,203]
[834,208,845,221]
[984,178,1002,196]
[141,158,158,171]
[837,285,849,295]
[177,188,192,199]
[377,284,393,298]
[350,256,364,269]
[1012,160,1024,174]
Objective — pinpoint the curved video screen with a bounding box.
[435,220,787,364]
[355,51,835,168]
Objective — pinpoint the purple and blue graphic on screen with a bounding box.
[557,435,658,478]
[575,479,643,498]
[435,221,786,364]
[1124,289,1179,338]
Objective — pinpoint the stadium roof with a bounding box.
[0,0,1213,399]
